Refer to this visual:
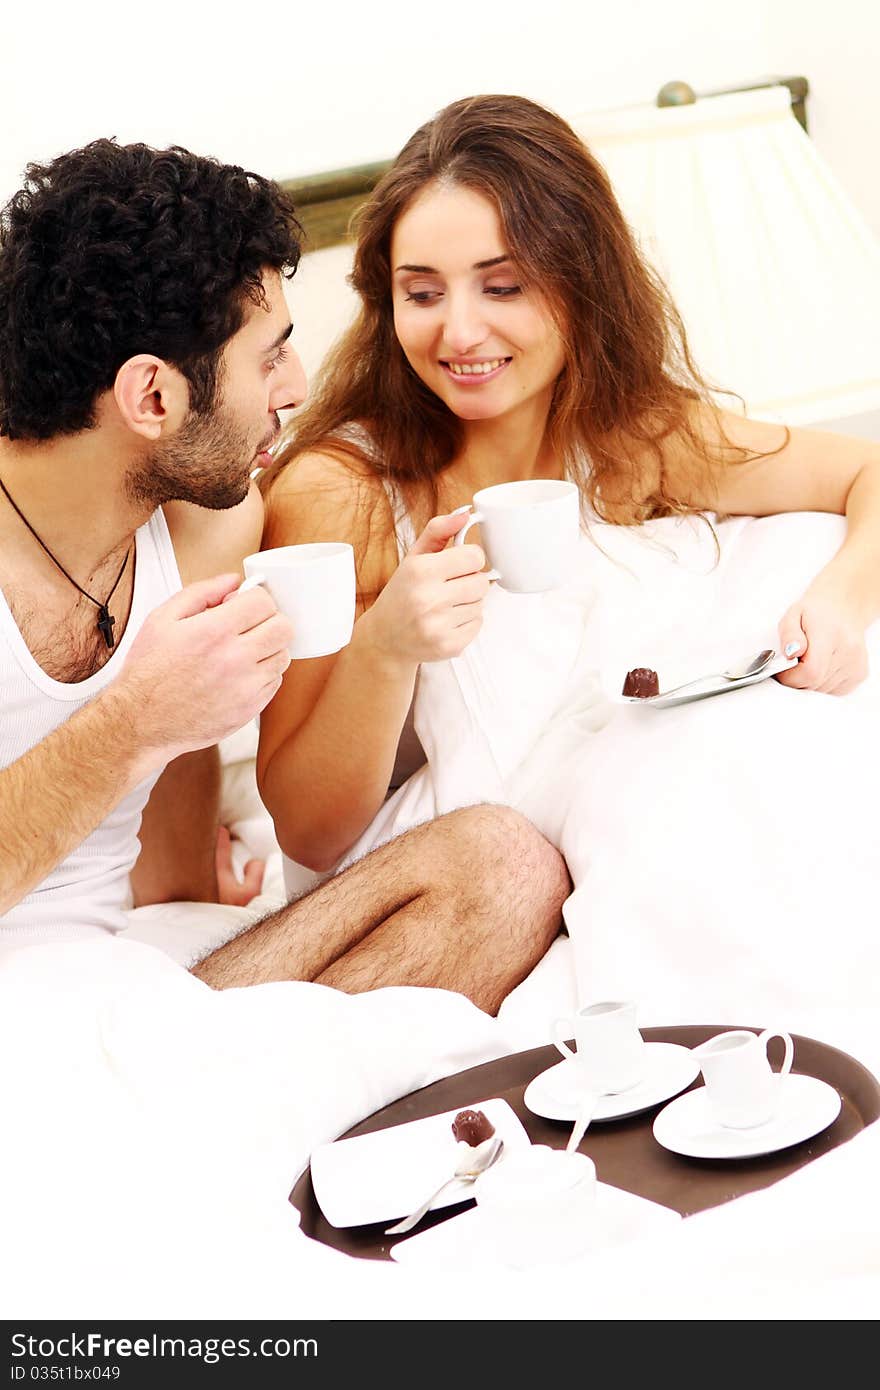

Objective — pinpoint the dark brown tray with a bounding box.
[289,1024,880,1262]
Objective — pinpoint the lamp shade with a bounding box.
[571,87,880,426]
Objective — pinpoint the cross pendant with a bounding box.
[97,605,117,649]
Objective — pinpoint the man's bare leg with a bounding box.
[192,805,570,1015]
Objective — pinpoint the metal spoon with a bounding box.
[650,648,776,700]
[385,1135,505,1236]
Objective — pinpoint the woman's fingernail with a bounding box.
[784,641,801,657]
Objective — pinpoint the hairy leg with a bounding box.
[192,805,570,1014]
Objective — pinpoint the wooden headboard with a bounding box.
[281,76,809,253]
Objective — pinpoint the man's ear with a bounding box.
[113,355,189,439]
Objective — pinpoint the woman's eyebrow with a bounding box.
[394,255,511,273]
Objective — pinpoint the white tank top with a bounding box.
[0,509,182,943]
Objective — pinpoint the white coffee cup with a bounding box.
[693,1028,794,1129]
[552,999,645,1095]
[241,543,356,660]
[475,1145,597,1268]
[453,479,580,593]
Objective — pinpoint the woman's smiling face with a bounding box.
[390,181,566,424]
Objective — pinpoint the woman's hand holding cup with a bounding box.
[360,510,491,667]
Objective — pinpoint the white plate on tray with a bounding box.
[389,1181,681,1270]
[309,1097,531,1229]
[618,651,799,709]
[652,1072,841,1159]
[524,1042,700,1123]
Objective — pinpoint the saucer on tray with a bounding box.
[309,1097,531,1229]
[652,1072,842,1159]
[523,1042,700,1123]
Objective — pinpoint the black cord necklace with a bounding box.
[0,477,131,649]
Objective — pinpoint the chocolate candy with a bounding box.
[622,667,660,698]
[451,1108,496,1146]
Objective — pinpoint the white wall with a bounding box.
[762,0,880,435]
[5,2,877,232]
[3,0,775,203]
[4,1,878,436]
[763,0,880,237]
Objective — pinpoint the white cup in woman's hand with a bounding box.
[241,543,356,660]
[453,479,579,592]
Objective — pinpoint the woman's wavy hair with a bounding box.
[0,138,303,440]
[266,93,761,524]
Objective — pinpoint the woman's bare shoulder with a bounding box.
[261,446,399,591]
[268,443,381,497]
[264,445,386,530]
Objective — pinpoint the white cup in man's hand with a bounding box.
[693,1028,794,1129]
[241,543,356,660]
[453,478,579,593]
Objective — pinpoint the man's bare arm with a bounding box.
[1,574,292,921]
[129,746,221,907]
[0,684,162,916]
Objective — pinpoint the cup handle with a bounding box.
[237,573,266,593]
[552,1018,577,1065]
[453,509,500,582]
[759,1029,794,1078]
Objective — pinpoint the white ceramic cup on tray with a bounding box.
[241,542,356,660]
[693,1028,794,1129]
[453,478,580,593]
[475,1145,597,1268]
[552,999,646,1095]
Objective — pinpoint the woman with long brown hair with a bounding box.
[257,93,880,885]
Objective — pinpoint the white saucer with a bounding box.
[617,652,798,709]
[652,1072,842,1159]
[309,1097,531,1229]
[523,1042,700,1124]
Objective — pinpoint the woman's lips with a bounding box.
[440,358,511,384]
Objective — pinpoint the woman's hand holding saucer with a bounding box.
[776,579,870,695]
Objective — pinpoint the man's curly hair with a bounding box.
[0,139,303,440]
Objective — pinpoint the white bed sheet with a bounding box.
[0,934,876,1320]
[4,506,878,1319]
[327,509,880,1046]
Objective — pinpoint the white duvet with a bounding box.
[1,933,877,1321]
[3,507,878,1319]
[335,509,880,1050]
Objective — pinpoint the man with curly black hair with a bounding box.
[0,139,567,1009]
